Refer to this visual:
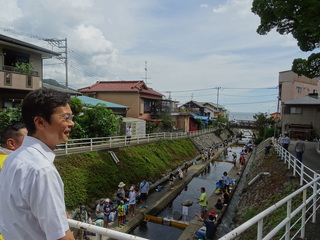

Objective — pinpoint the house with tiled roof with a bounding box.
[78,81,164,119]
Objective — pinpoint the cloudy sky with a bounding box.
[0,0,313,114]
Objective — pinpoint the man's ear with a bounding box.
[33,116,47,130]
[6,138,16,151]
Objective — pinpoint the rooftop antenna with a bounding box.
[145,60,148,85]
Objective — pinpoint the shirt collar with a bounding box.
[22,136,56,163]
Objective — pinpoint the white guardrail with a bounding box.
[55,128,216,156]
[219,143,320,240]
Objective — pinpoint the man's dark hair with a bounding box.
[0,122,26,147]
[201,187,205,192]
[208,215,216,221]
[22,88,70,136]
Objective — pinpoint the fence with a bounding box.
[55,128,216,156]
[219,143,320,240]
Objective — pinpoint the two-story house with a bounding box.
[78,81,164,120]
[279,70,320,138]
[279,70,320,103]
[0,34,60,108]
[282,93,320,140]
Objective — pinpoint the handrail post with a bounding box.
[90,138,93,151]
[293,156,296,177]
[95,233,102,240]
[300,165,304,186]
[65,142,68,154]
[257,219,263,240]
[312,172,318,223]
[285,199,292,240]
[300,189,307,239]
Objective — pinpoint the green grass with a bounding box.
[55,138,198,209]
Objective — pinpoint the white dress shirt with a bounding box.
[0,136,69,240]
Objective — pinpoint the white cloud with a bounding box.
[0,0,22,23]
[0,0,308,113]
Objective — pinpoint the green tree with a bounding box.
[253,112,274,138]
[75,103,121,138]
[69,97,83,117]
[158,111,175,131]
[252,0,320,78]
[0,107,22,134]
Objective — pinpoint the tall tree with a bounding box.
[252,0,320,78]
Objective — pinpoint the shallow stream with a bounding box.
[130,146,244,239]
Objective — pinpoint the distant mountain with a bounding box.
[43,79,77,91]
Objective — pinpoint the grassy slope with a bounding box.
[54,138,199,209]
[234,141,301,239]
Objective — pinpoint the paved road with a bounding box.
[289,140,320,240]
[288,140,320,173]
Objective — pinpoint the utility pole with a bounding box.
[45,38,68,88]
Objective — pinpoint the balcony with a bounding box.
[0,65,41,91]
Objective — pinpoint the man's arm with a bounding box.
[57,229,74,240]
[195,213,203,221]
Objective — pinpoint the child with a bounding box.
[232,152,237,168]
[168,173,175,190]
[117,200,125,228]
[222,171,231,193]
[128,186,136,217]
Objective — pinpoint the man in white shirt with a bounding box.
[0,89,75,240]
[126,125,132,145]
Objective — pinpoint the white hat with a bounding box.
[118,182,126,188]
[104,198,110,202]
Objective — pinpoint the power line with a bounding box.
[163,86,277,93]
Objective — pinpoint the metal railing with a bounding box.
[68,219,148,240]
[55,128,216,156]
[219,144,320,240]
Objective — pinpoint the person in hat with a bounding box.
[95,198,105,219]
[72,204,88,240]
[195,211,217,240]
[103,198,114,228]
[117,182,126,204]
[128,185,137,217]
[117,200,126,228]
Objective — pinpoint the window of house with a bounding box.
[3,49,29,68]
[4,72,12,86]
[296,87,302,93]
[144,99,152,113]
[290,107,302,114]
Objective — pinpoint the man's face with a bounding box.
[40,104,74,150]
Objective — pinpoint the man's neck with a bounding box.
[0,146,13,155]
